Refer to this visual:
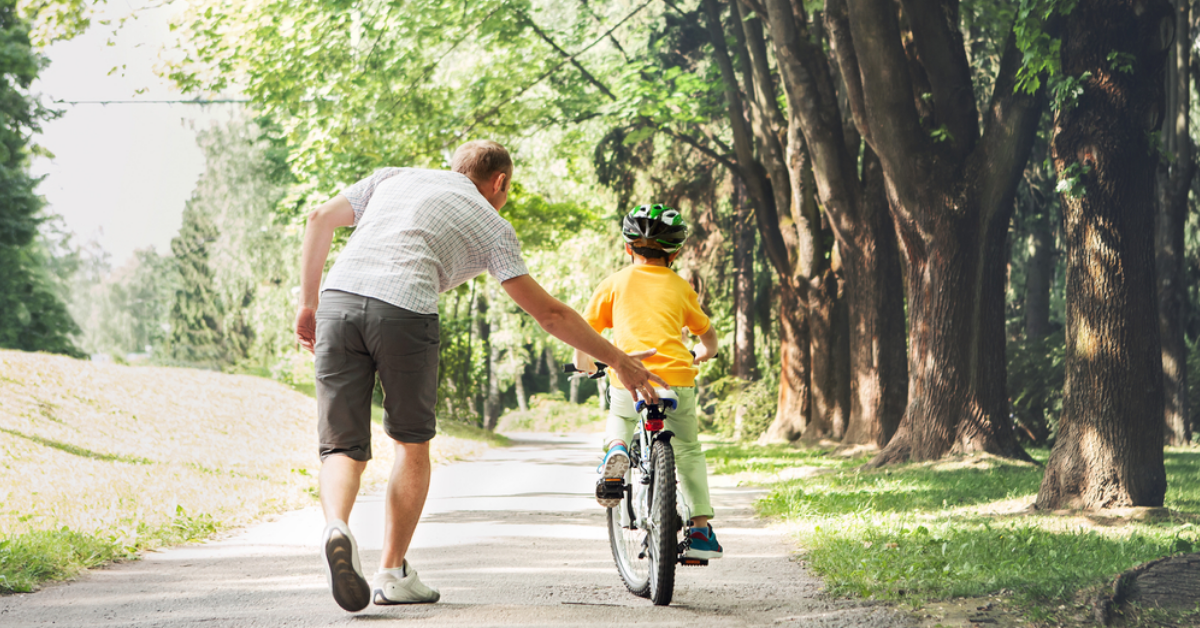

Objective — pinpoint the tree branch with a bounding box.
[764,0,859,239]
[461,0,653,134]
[519,11,616,100]
[843,0,928,200]
[975,29,1046,223]
[700,0,793,280]
[899,0,978,156]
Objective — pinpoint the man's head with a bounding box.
[452,140,513,210]
[621,203,688,265]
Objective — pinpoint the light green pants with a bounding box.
[605,386,714,522]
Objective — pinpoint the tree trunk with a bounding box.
[485,340,501,431]
[803,269,840,441]
[569,376,580,405]
[734,181,759,382]
[1157,0,1193,446]
[832,273,851,440]
[1024,202,1055,340]
[515,366,528,412]
[763,279,811,442]
[839,150,907,447]
[871,203,1025,464]
[1036,0,1170,510]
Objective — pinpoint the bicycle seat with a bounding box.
[635,388,678,413]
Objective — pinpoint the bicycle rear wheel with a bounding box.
[645,440,678,606]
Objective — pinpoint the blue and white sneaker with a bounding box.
[597,443,630,478]
[682,525,723,560]
[595,444,630,508]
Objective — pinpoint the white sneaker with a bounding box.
[321,520,370,612]
[372,560,441,605]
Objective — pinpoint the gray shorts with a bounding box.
[315,291,440,460]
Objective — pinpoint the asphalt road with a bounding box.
[0,433,915,627]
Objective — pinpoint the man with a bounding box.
[294,140,667,613]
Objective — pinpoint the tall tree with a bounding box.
[168,203,227,366]
[1036,0,1172,510]
[1156,0,1194,446]
[809,0,1043,464]
[0,0,79,357]
[714,0,910,447]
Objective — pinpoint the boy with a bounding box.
[574,203,723,560]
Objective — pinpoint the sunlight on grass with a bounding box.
[714,443,1200,607]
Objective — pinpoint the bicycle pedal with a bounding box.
[595,478,625,501]
[679,557,709,566]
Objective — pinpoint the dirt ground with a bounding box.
[0,433,919,627]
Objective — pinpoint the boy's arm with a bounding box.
[501,274,667,401]
[692,325,719,364]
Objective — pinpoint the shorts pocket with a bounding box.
[315,315,347,374]
[379,318,439,371]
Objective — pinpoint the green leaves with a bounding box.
[1055,161,1090,198]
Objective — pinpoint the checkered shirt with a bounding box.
[321,167,529,314]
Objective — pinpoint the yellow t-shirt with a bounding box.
[583,264,712,389]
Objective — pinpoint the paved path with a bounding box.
[0,433,914,627]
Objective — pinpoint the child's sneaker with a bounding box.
[597,443,630,478]
[371,560,440,605]
[682,525,723,560]
[595,443,630,508]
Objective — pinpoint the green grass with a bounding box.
[714,445,1200,609]
[0,506,218,594]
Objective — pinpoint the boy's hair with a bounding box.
[451,140,513,186]
[628,237,672,260]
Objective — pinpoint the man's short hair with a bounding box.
[451,140,513,185]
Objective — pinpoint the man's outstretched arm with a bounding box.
[295,195,356,352]
[501,274,668,402]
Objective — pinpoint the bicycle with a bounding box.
[564,361,708,607]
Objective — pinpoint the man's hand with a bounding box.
[692,343,715,364]
[296,306,317,353]
[611,348,669,403]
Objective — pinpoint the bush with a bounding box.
[495,391,607,433]
[702,375,778,441]
[1007,330,1065,446]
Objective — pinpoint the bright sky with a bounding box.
[31,0,238,266]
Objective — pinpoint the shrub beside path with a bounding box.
[1,431,917,627]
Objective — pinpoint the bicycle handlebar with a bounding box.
[563,361,608,380]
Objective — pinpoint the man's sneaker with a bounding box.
[372,560,441,605]
[682,525,723,560]
[322,520,370,612]
[595,444,630,508]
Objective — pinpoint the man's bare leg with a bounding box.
[380,440,431,569]
[318,454,371,612]
[320,454,368,523]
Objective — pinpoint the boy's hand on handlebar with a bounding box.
[692,343,716,364]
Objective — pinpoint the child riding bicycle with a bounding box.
[573,203,722,560]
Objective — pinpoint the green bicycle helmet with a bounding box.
[621,203,688,255]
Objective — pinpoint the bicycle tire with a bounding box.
[608,443,650,597]
[646,440,678,606]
